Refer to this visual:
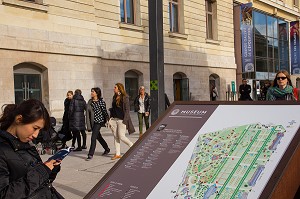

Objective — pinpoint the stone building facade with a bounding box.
[0,0,237,117]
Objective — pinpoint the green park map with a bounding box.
[175,123,288,199]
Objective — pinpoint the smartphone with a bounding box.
[47,147,73,162]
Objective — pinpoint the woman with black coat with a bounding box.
[69,89,87,151]
[0,99,63,199]
[60,91,73,148]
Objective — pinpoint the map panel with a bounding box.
[175,123,291,199]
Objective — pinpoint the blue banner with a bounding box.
[290,21,300,74]
[241,3,254,72]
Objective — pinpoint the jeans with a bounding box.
[109,118,133,156]
[138,112,149,133]
[88,123,109,156]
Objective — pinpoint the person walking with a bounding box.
[109,83,135,160]
[211,84,218,101]
[239,78,253,101]
[60,90,73,149]
[0,99,63,199]
[134,86,151,138]
[165,93,171,110]
[69,89,87,151]
[266,70,297,101]
[86,87,110,161]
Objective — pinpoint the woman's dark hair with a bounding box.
[0,99,50,131]
[91,87,102,99]
[75,89,82,95]
[273,70,293,87]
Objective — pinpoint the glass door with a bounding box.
[14,74,41,104]
[180,78,189,101]
[125,77,138,111]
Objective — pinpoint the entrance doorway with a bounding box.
[14,74,42,104]
[173,72,189,101]
[13,63,46,105]
[125,70,141,111]
[209,74,220,101]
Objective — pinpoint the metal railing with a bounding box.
[225,91,239,101]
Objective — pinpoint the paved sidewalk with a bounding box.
[40,112,143,199]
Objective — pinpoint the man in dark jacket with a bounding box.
[239,79,253,101]
[69,89,87,151]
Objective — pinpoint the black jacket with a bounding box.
[86,98,109,131]
[133,93,151,113]
[62,98,71,123]
[69,94,86,131]
[239,84,252,101]
[0,130,61,199]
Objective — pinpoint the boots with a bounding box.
[139,132,143,138]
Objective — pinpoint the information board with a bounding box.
[85,102,300,199]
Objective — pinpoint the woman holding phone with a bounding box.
[0,99,63,198]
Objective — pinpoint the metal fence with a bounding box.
[225,91,239,101]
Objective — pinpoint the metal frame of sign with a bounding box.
[85,101,300,199]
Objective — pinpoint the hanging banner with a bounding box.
[290,21,300,74]
[241,3,254,72]
[278,22,289,71]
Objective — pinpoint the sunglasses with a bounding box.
[276,76,287,80]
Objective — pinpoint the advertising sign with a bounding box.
[290,21,300,74]
[241,3,254,72]
[85,102,300,199]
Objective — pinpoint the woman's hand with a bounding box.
[44,160,61,170]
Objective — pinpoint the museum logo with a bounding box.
[171,109,207,116]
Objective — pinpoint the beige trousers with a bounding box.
[109,118,133,156]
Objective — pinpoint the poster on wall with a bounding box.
[85,102,300,199]
[290,21,300,74]
[241,3,254,72]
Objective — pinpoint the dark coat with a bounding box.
[0,130,62,199]
[133,93,151,113]
[86,98,109,131]
[69,94,86,131]
[122,95,135,134]
[239,84,252,101]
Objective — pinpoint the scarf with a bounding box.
[267,85,295,101]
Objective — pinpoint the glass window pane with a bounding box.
[169,3,172,31]
[126,0,134,23]
[254,11,266,36]
[274,18,278,38]
[274,39,279,59]
[255,35,267,57]
[267,16,274,37]
[120,0,125,22]
[268,59,275,73]
[206,1,212,12]
[274,59,279,72]
[172,4,178,32]
[207,14,213,39]
[268,38,273,58]
[256,58,268,72]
